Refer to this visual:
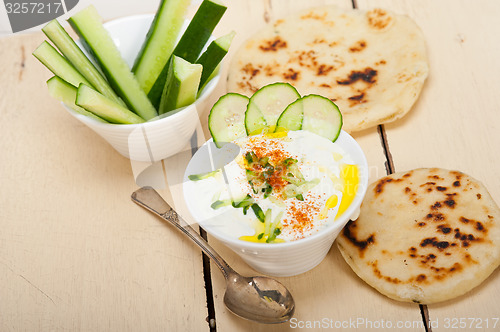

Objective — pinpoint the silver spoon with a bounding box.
[131,186,295,324]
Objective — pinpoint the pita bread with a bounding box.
[227,6,429,133]
[336,168,500,304]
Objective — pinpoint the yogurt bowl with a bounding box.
[183,130,368,277]
[63,14,221,162]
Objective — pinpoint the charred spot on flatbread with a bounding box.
[341,219,375,258]
[336,168,500,304]
[366,8,393,30]
[259,36,288,52]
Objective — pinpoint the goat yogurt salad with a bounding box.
[186,130,360,243]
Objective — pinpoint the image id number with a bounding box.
[444,317,499,329]
[5,2,63,14]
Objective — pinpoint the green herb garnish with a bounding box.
[251,203,265,223]
[188,169,219,181]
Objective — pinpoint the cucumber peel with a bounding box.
[132,0,191,94]
[196,30,235,92]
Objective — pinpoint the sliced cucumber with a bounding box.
[245,82,300,135]
[244,103,267,136]
[159,56,202,115]
[42,19,124,106]
[148,0,227,108]
[208,93,249,147]
[276,99,303,132]
[132,0,190,94]
[68,5,158,120]
[300,95,343,142]
[33,41,92,88]
[47,76,107,122]
[76,84,145,124]
[195,30,235,92]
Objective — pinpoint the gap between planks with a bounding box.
[188,130,217,331]
[377,124,430,332]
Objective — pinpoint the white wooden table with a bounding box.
[1,0,499,331]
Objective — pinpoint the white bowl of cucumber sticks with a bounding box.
[35,1,231,161]
[183,83,369,276]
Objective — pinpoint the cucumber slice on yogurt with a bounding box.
[277,94,342,142]
[301,95,343,142]
[208,93,249,147]
[245,82,300,135]
[276,98,304,132]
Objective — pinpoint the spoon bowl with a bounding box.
[224,274,295,323]
[131,187,295,324]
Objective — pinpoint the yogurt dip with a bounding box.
[186,130,360,243]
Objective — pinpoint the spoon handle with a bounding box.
[131,186,234,279]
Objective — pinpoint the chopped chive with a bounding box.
[251,203,265,223]
[266,227,282,243]
[264,185,272,198]
[244,152,252,163]
[246,169,257,176]
[257,233,264,240]
[188,169,219,181]
[296,194,304,201]
[232,194,253,208]
[211,199,231,209]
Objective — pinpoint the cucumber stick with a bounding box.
[132,0,190,94]
[159,56,202,115]
[195,30,235,92]
[42,19,124,106]
[148,0,227,108]
[76,84,145,124]
[208,93,249,147]
[68,5,157,120]
[33,41,92,88]
[47,76,107,123]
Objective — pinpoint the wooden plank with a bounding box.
[205,0,425,330]
[357,0,500,330]
[0,33,209,331]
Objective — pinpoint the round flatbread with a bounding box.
[336,168,500,304]
[227,6,429,133]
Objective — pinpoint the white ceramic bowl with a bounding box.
[183,130,369,277]
[63,14,220,162]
